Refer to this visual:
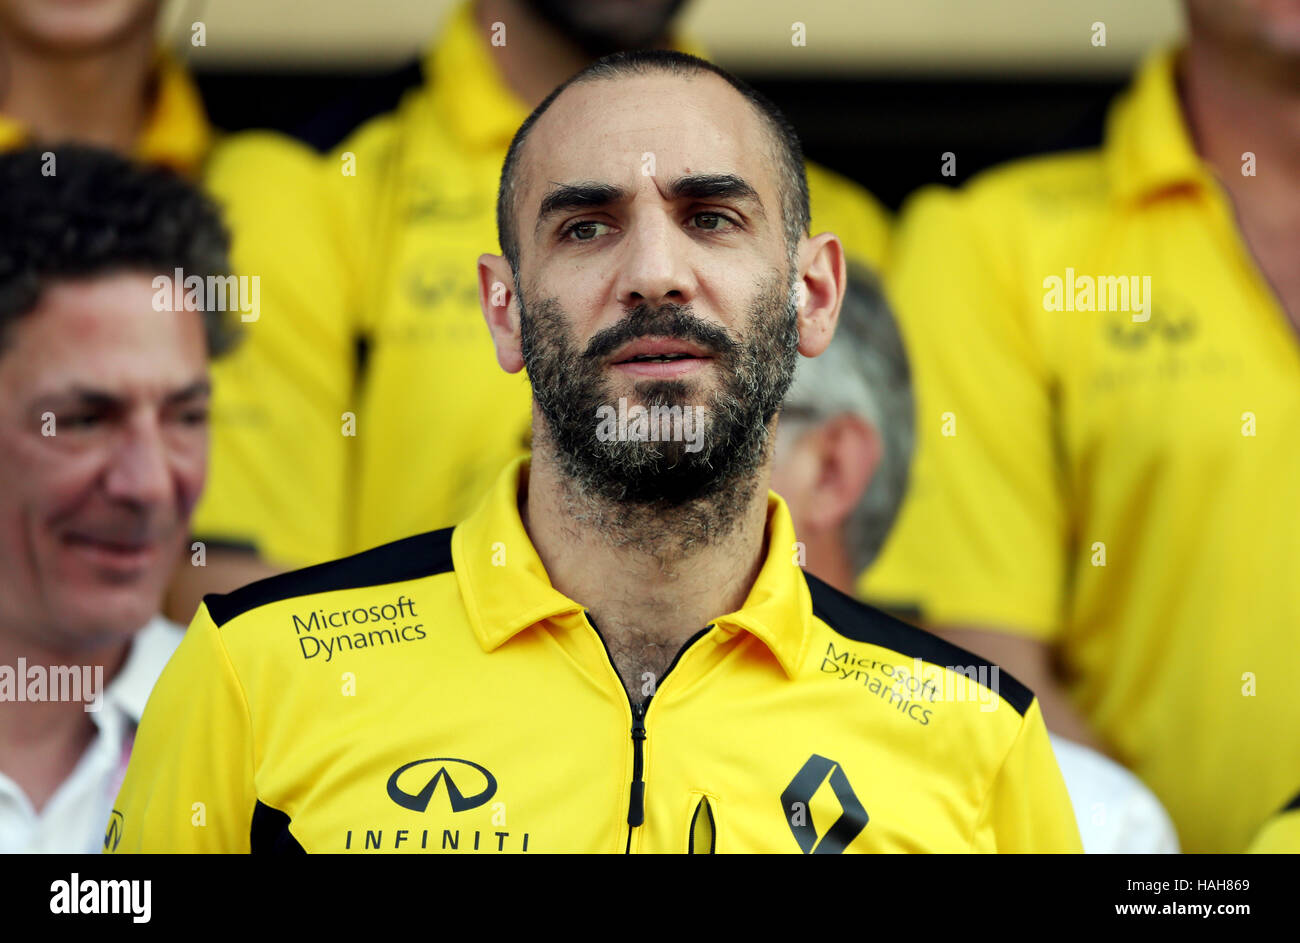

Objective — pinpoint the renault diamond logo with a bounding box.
[781,754,869,854]
[387,757,498,813]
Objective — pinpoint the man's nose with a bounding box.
[615,212,698,309]
[103,417,173,508]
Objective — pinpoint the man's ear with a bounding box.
[478,253,525,373]
[804,413,881,534]
[794,232,847,358]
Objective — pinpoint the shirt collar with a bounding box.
[98,616,184,725]
[133,52,213,176]
[425,0,709,154]
[0,52,211,176]
[452,456,814,678]
[1104,46,1211,204]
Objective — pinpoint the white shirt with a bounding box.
[0,617,183,854]
[1050,734,1181,853]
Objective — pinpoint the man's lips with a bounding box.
[609,338,714,378]
[62,533,162,572]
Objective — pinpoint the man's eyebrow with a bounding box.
[535,182,631,235]
[31,380,212,410]
[664,173,766,218]
[164,379,211,403]
[532,173,767,237]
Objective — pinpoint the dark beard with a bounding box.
[519,271,800,552]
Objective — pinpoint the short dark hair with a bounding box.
[496,49,811,276]
[0,145,238,357]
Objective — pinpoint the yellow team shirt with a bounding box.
[109,458,1080,854]
[1246,794,1300,854]
[192,0,892,568]
[863,48,1300,853]
[0,53,211,176]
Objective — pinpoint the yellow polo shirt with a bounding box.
[863,48,1300,853]
[192,0,892,568]
[0,53,211,176]
[110,458,1078,854]
[1246,794,1300,854]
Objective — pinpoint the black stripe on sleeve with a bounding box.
[204,527,455,628]
[251,800,307,855]
[805,572,1035,717]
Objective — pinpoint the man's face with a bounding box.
[513,72,800,505]
[0,0,158,53]
[0,272,209,652]
[1185,0,1300,69]
[523,0,689,57]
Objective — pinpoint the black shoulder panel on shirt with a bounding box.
[805,572,1035,717]
[291,57,426,153]
[1283,790,1300,814]
[251,800,307,854]
[204,527,455,628]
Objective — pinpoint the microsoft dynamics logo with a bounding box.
[781,754,869,854]
[386,757,498,813]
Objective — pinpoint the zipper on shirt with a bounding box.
[583,612,710,853]
[628,702,647,831]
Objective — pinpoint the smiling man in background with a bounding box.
[0,146,234,852]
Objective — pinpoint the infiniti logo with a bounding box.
[103,809,124,852]
[387,757,498,813]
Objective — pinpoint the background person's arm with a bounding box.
[931,626,1106,753]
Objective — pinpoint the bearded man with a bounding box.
[111,51,1081,854]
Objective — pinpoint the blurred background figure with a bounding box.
[0,147,235,852]
[0,0,211,173]
[866,0,1300,852]
[165,0,892,621]
[1247,791,1300,853]
[770,264,912,596]
[772,265,1179,854]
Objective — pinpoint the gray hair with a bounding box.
[779,262,914,574]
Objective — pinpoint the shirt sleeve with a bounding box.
[1246,802,1300,853]
[190,132,358,568]
[860,184,1068,639]
[106,605,256,853]
[973,700,1083,853]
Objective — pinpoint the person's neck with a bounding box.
[522,438,773,655]
[1180,38,1300,214]
[0,29,156,153]
[474,0,671,109]
[0,629,130,813]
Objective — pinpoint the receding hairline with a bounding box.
[506,68,791,246]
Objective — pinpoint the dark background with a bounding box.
[195,67,1126,211]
